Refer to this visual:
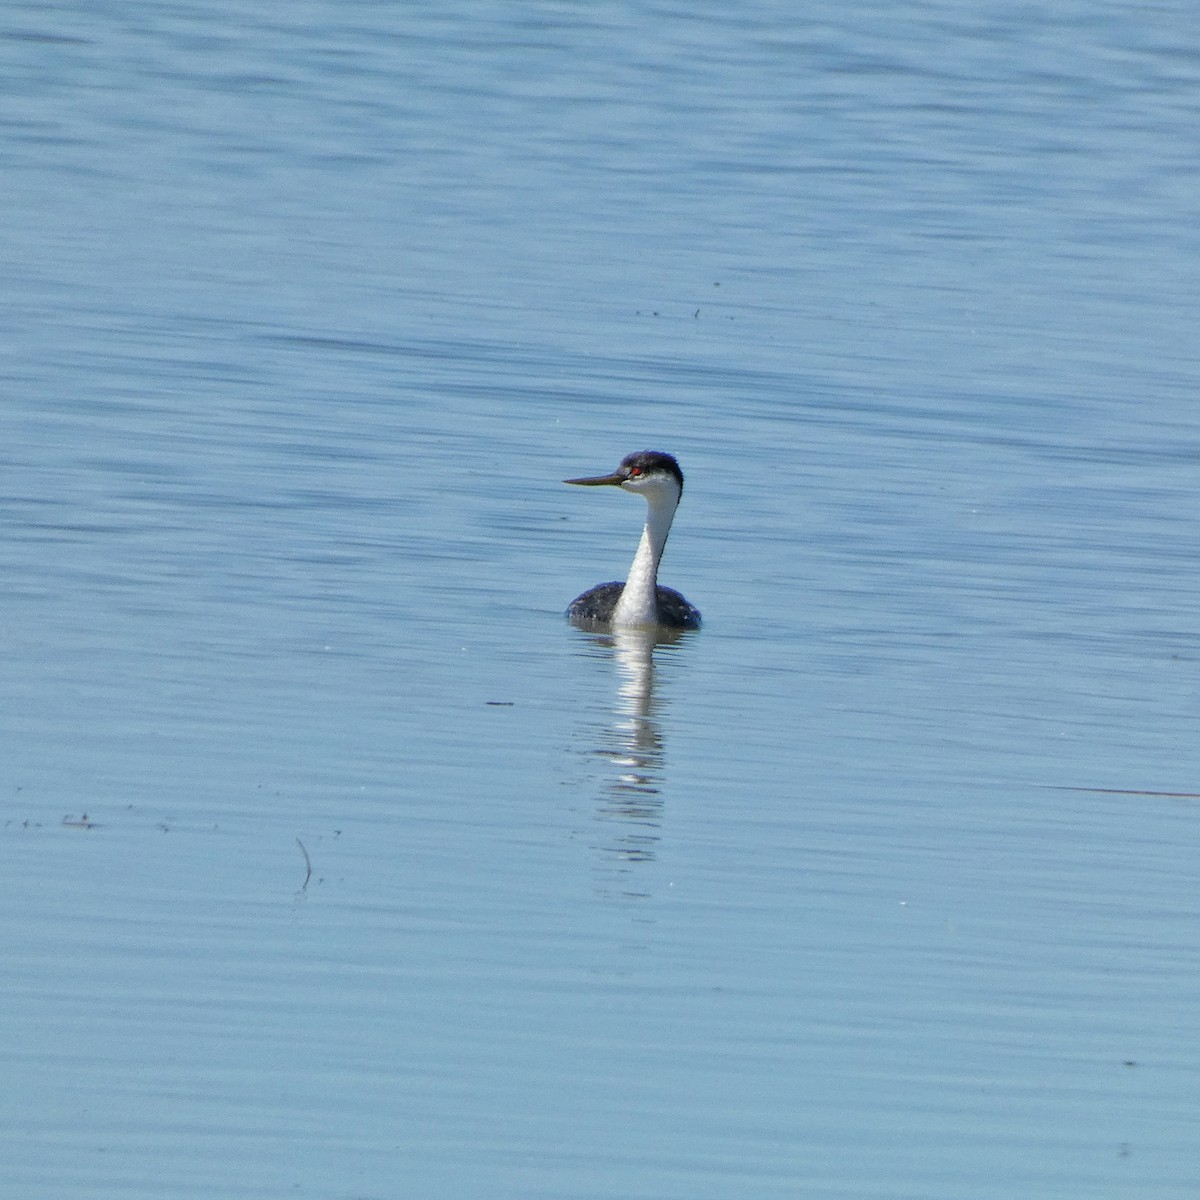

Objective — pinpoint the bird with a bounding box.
[563,450,701,630]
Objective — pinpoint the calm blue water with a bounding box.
[3,2,1199,1197]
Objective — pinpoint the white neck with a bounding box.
[612,486,678,626]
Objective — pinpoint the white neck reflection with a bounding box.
[570,623,695,876]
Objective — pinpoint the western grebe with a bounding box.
[564,450,701,630]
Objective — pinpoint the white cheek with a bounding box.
[625,476,664,497]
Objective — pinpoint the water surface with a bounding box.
[2,2,1199,1197]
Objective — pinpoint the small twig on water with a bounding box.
[1046,786,1200,798]
[295,837,313,890]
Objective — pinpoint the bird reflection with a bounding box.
[573,624,693,871]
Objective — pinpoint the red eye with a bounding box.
[629,467,641,476]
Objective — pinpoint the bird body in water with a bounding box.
[564,450,701,630]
